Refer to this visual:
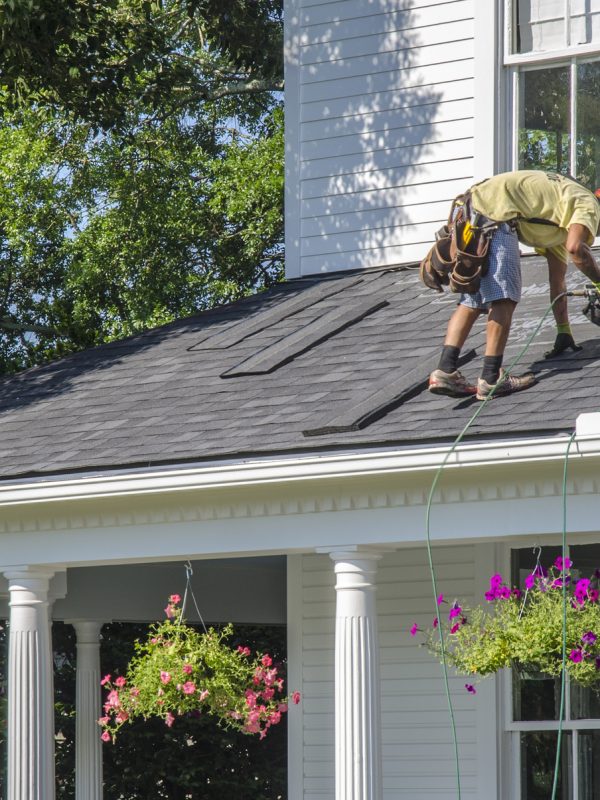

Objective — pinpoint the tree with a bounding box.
[0,0,283,130]
[0,0,284,373]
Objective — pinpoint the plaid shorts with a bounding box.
[459,223,521,310]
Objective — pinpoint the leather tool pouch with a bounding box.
[419,193,497,295]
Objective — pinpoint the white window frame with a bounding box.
[503,541,600,800]
[504,0,600,64]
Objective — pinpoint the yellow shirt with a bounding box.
[469,170,600,263]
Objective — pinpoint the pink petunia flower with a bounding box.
[101,730,111,742]
[554,556,573,571]
[198,689,209,701]
[409,623,419,636]
[182,663,193,675]
[100,674,111,686]
[182,681,196,695]
[114,676,126,688]
[237,646,251,657]
[160,671,171,685]
[292,691,301,705]
[169,594,181,604]
[261,654,273,667]
[165,712,175,728]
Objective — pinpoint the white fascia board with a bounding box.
[0,432,597,507]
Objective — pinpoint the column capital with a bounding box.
[68,620,105,643]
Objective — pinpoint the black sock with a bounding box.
[481,355,503,384]
[438,345,460,373]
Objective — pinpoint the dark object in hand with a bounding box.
[583,297,600,327]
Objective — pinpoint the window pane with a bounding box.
[519,67,571,175]
[579,731,600,798]
[517,0,565,53]
[576,61,600,190]
[570,0,600,46]
[521,731,572,799]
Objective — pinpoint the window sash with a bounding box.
[504,0,600,63]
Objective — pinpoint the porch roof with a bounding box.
[0,254,598,480]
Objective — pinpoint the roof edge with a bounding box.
[0,427,597,508]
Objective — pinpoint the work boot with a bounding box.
[476,369,536,400]
[428,369,477,398]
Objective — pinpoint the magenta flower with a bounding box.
[590,589,600,603]
[433,617,439,629]
[484,590,496,602]
[448,602,462,620]
[554,556,572,571]
[450,623,460,634]
[525,574,536,590]
[582,631,597,646]
[569,649,584,663]
[465,684,476,694]
[410,623,420,637]
[490,573,503,588]
[436,594,444,606]
[512,588,522,599]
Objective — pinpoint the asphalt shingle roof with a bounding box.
[0,254,599,479]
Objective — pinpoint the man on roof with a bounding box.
[427,169,600,400]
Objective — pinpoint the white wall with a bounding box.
[285,0,481,277]
[289,545,496,799]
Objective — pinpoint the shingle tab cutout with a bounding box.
[220,298,389,378]
[189,276,363,350]
[302,344,482,436]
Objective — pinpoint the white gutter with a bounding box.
[0,426,599,507]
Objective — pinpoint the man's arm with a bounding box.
[566,223,600,283]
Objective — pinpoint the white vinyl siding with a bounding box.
[285,0,477,276]
[296,546,482,799]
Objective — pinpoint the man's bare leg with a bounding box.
[485,299,516,356]
[428,303,482,397]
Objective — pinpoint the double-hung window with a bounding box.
[507,544,600,799]
[504,1,600,190]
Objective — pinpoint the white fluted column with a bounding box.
[71,620,104,800]
[5,567,56,800]
[329,550,382,800]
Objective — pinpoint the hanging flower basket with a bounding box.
[410,558,600,690]
[99,595,300,742]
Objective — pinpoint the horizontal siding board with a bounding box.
[300,77,473,126]
[300,39,475,84]
[300,1,471,45]
[301,57,474,103]
[301,153,472,201]
[300,118,473,163]
[300,98,474,143]
[301,18,474,65]
[300,201,453,239]
[300,167,474,219]
[300,0,469,23]
[300,222,444,258]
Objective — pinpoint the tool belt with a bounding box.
[419,191,502,295]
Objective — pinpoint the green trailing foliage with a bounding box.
[412,559,600,690]
[100,595,295,741]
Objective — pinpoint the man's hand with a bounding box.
[544,331,582,358]
[566,223,600,282]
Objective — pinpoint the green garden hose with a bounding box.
[424,293,574,799]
